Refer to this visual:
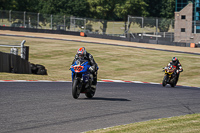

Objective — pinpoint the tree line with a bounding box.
[0,0,175,21]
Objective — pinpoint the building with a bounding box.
[175,0,200,43]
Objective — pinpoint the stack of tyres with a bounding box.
[30,63,47,75]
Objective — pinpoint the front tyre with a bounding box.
[170,78,177,88]
[72,79,81,99]
[162,75,168,87]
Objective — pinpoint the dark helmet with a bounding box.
[172,57,178,64]
[77,47,86,58]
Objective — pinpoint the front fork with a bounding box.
[72,72,75,82]
[72,73,82,90]
[166,73,176,83]
[72,72,93,92]
[165,74,170,83]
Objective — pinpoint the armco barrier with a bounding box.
[0,26,80,36]
[0,51,31,74]
[85,33,130,41]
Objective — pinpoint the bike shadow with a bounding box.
[163,85,200,90]
[80,97,131,101]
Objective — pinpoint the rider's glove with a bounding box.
[89,66,94,73]
[69,65,72,70]
[176,70,179,73]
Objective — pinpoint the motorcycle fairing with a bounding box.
[71,59,91,83]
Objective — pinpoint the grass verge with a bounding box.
[85,113,200,133]
[0,36,200,87]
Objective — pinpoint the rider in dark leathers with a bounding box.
[71,47,98,88]
[168,57,183,83]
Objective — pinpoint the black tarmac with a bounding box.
[1,82,200,133]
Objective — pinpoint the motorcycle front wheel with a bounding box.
[162,75,168,87]
[72,79,81,99]
[170,78,177,87]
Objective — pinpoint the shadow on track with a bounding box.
[79,97,131,101]
[164,85,200,91]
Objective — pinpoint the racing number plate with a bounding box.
[73,66,84,72]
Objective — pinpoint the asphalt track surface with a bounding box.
[1,82,200,133]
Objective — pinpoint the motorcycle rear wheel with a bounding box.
[85,87,96,98]
[162,75,168,87]
[72,79,81,99]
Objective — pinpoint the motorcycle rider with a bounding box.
[71,47,98,88]
[168,57,183,83]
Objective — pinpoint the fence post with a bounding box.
[171,19,173,42]
[24,11,26,27]
[112,22,114,36]
[142,17,144,39]
[99,20,100,34]
[74,17,76,31]
[37,13,40,29]
[9,10,12,24]
[51,14,52,30]
[0,10,3,24]
[64,15,65,30]
[84,18,86,32]
[21,40,26,59]
[156,18,158,41]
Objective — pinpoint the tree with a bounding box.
[158,0,175,32]
[142,0,175,32]
[0,0,39,12]
[38,0,90,17]
[160,0,175,19]
[115,0,148,20]
[115,0,148,33]
[88,0,122,34]
[144,0,175,18]
[15,0,39,12]
[37,0,90,30]
[144,0,163,18]
[0,0,16,10]
[0,0,10,10]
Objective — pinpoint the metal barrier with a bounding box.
[0,40,31,74]
[0,51,31,74]
[0,40,29,60]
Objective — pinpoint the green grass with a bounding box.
[0,36,200,87]
[85,114,200,133]
[1,35,200,132]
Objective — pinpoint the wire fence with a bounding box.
[127,16,175,42]
[0,10,177,42]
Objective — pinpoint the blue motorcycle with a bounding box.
[70,59,98,99]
